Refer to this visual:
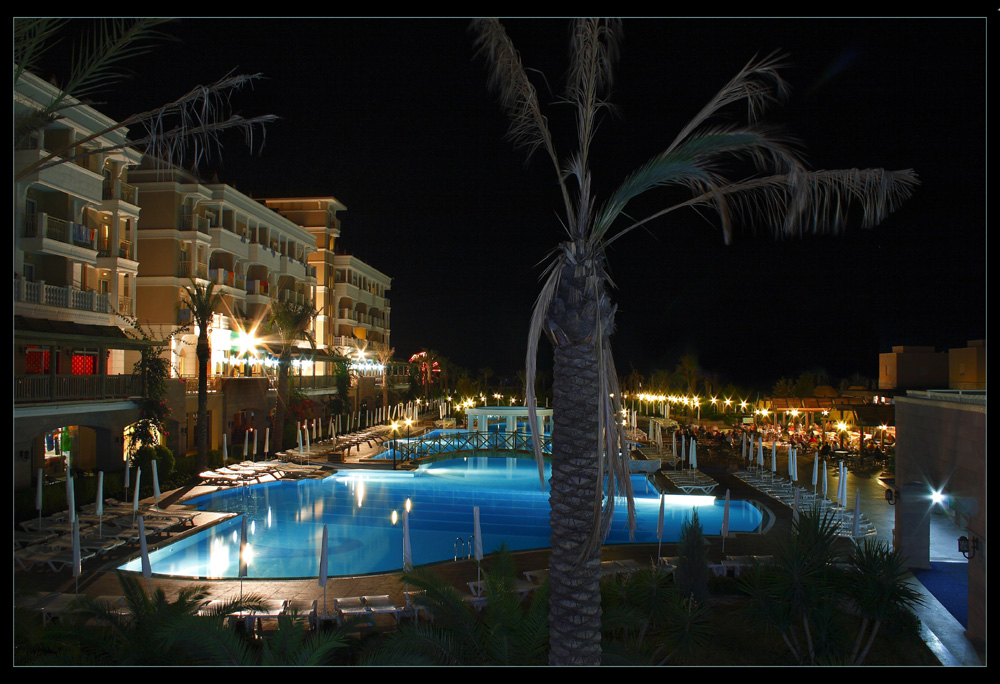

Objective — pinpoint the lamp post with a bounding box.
[405,418,413,463]
[390,421,399,470]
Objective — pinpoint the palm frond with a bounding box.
[593,125,802,241]
[64,19,173,101]
[13,18,68,85]
[471,19,556,164]
[565,18,622,171]
[616,166,919,247]
[526,256,563,488]
[16,69,278,181]
[665,50,790,157]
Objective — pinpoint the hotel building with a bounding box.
[14,71,151,489]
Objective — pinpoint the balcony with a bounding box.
[15,278,111,314]
[21,213,99,263]
[210,225,250,258]
[101,178,139,206]
[183,214,210,234]
[177,261,209,280]
[14,373,142,403]
[209,267,237,288]
[97,238,134,261]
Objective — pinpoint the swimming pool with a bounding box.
[120,456,763,579]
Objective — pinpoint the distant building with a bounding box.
[948,339,986,390]
[879,340,986,391]
[878,346,949,390]
[263,198,403,413]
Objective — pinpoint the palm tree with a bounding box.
[180,279,223,474]
[61,571,266,665]
[264,297,317,456]
[364,545,549,665]
[846,538,925,665]
[370,341,396,416]
[473,18,917,665]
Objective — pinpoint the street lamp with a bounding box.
[390,421,399,470]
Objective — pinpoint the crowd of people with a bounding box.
[660,420,894,464]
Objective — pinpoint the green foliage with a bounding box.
[846,538,926,664]
[675,508,709,606]
[131,444,175,480]
[737,510,922,665]
[600,565,712,665]
[771,377,795,398]
[364,545,549,666]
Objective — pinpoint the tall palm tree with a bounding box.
[473,18,918,665]
[264,297,317,456]
[181,279,223,474]
[370,341,396,415]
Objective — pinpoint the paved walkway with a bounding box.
[14,427,983,665]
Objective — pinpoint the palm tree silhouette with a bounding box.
[180,279,223,473]
[264,297,317,456]
[473,18,917,665]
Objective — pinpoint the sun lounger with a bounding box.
[229,599,289,634]
[14,546,95,572]
[363,595,404,623]
[334,596,373,625]
[404,590,433,621]
[524,568,550,585]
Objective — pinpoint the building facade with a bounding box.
[263,197,403,415]
[893,389,986,652]
[129,164,321,456]
[14,71,150,488]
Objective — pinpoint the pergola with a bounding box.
[466,405,553,437]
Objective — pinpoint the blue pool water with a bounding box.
[120,457,762,579]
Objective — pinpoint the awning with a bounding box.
[14,316,166,351]
[851,405,896,427]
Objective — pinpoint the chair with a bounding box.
[363,595,404,624]
[334,596,371,625]
[524,568,550,585]
[404,590,432,622]
[230,599,288,635]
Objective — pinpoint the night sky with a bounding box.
[35,17,987,389]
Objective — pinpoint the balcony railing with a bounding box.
[183,214,210,234]
[102,179,138,205]
[14,373,143,403]
[15,278,111,313]
[97,238,133,260]
[23,214,96,250]
[209,268,236,287]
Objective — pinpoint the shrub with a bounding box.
[674,508,709,606]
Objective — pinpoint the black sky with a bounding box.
[39,16,988,389]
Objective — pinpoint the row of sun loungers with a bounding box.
[15,500,199,572]
[198,460,317,487]
[734,470,877,538]
[662,469,719,494]
[20,591,410,636]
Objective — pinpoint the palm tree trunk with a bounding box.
[545,256,609,666]
[273,348,291,455]
[548,340,602,665]
[196,336,210,473]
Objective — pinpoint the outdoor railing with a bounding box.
[15,278,110,313]
[14,373,142,403]
[381,430,553,464]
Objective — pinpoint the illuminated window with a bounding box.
[71,353,96,375]
[25,346,50,374]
